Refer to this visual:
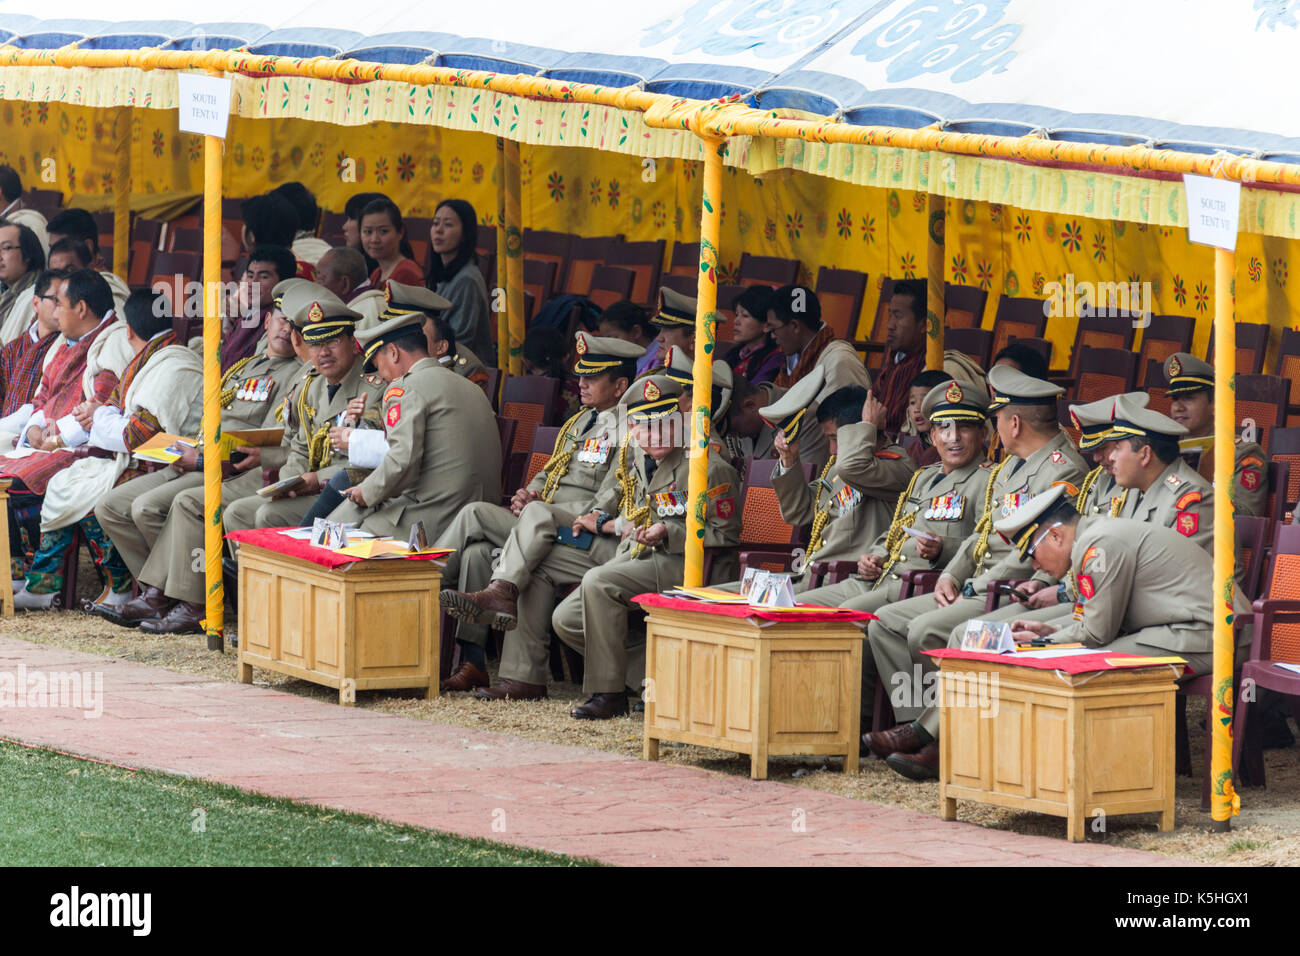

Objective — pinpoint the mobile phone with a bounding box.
[556,526,594,550]
[998,582,1032,602]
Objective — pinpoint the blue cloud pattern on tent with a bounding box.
[851,0,1021,82]
[642,0,873,58]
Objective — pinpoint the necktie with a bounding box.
[644,458,658,484]
[327,383,341,404]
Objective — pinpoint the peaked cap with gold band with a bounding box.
[270,277,311,312]
[986,364,1065,413]
[1162,351,1215,397]
[654,286,697,329]
[379,280,452,323]
[619,374,682,423]
[284,285,361,344]
[921,378,989,424]
[1109,392,1188,441]
[1069,392,1148,451]
[355,311,428,373]
[758,364,824,443]
[993,484,1077,560]
[662,344,734,421]
[573,330,645,377]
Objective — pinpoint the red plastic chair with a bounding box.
[815,267,868,341]
[990,296,1048,357]
[945,283,988,331]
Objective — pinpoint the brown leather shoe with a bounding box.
[571,692,629,720]
[863,723,923,759]
[139,601,205,635]
[885,741,939,781]
[439,580,519,631]
[473,678,547,701]
[441,661,490,693]
[91,585,172,627]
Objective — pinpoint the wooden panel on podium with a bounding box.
[641,605,862,779]
[937,657,1177,842]
[236,543,441,705]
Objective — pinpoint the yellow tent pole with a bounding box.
[925,192,945,370]
[502,138,524,376]
[1210,245,1238,829]
[683,137,725,588]
[200,75,225,653]
[495,137,509,380]
[112,107,130,280]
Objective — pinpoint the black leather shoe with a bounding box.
[571,692,629,720]
[885,742,940,781]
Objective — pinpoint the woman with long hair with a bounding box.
[426,198,494,367]
[724,285,781,385]
[360,198,424,287]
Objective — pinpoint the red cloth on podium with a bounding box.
[633,592,876,623]
[225,527,450,570]
[924,648,1189,676]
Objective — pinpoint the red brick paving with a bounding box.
[0,637,1179,866]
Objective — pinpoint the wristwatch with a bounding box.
[594,512,614,534]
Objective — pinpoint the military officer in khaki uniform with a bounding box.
[862,365,1088,745]
[324,307,500,539]
[221,286,384,532]
[1072,394,1143,517]
[549,377,743,719]
[433,331,643,691]
[425,304,491,391]
[882,484,1227,780]
[803,379,993,614]
[95,303,304,632]
[943,393,1214,642]
[1164,352,1267,517]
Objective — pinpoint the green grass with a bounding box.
[0,742,596,866]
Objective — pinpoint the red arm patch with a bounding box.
[386,403,402,428]
[1076,575,1095,600]
[1241,469,1261,491]
[1176,512,1199,537]
[1176,490,1202,510]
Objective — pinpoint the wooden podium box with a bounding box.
[937,656,1180,841]
[236,543,441,705]
[641,604,863,780]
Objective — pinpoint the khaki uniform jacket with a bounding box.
[771,421,913,566]
[1077,465,1128,517]
[940,429,1089,594]
[589,445,742,559]
[355,357,501,531]
[864,458,993,586]
[1048,517,1214,653]
[1126,458,1214,552]
[440,348,489,390]
[817,339,873,394]
[279,358,385,482]
[1182,436,1268,518]
[525,406,620,508]
[221,351,303,471]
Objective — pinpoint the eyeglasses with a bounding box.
[34,293,58,303]
[1026,521,1064,557]
[0,244,22,255]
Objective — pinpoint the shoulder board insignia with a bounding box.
[1052,480,1079,496]
[1051,450,1064,463]
[980,460,993,469]
[706,483,731,499]
[366,374,382,385]
[1240,455,1265,469]
[1176,490,1202,510]
[1165,474,1182,489]
[384,386,406,403]
[874,450,902,459]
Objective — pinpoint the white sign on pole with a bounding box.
[177,73,232,139]
[1183,174,1242,251]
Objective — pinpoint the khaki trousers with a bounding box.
[96,469,198,579]
[222,490,320,533]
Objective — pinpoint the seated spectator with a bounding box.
[272,182,331,266]
[225,245,296,371]
[767,284,871,393]
[725,285,781,386]
[523,324,581,419]
[992,342,1050,381]
[342,191,395,276]
[871,277,929,435]
[0,267,65,449]
[0,165,48,252]
[242,194,313,280]
[43,208,129,314]
[652,287,696,358]
[597,300,658,376]
[360,198,424,287]
[46,237,92,273]
[314,246,384,328]
[899,369,953,466]
[426,199,495,367]
[0,220,45,345]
